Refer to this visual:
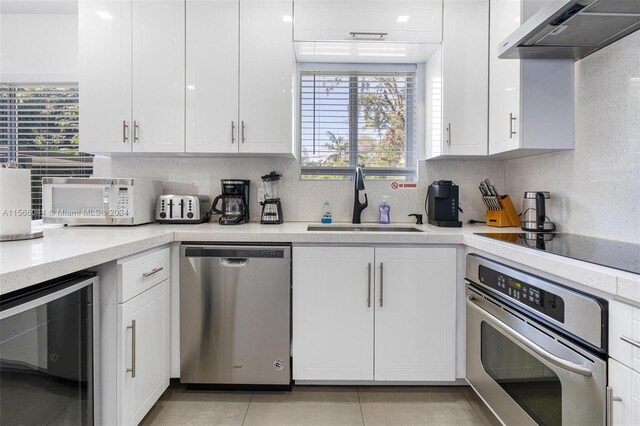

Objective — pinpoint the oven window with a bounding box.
[481,322,562,426]
[0,286,93,425]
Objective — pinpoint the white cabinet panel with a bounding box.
[119,280,170,426]
[186,0,239,153]
[131,0,185,153]
[488,0,521,155]
[239,0,294,154]
[374,247,456,381]
[293,246,375,380]
[440,0,488,157]
[610,300,640,373]
[294,0,443,43]
[609,359,640,426]
[79,0,132,153]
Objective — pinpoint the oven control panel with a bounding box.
[479,265,565,323]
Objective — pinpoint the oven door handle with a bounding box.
[467,295,593,377]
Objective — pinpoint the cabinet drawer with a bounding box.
[118,246,170,303]
[610,300,640,372]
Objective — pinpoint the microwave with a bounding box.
[42,178,162,225]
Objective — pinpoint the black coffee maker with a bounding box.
[212,179,250,225]
[426,180,462,227]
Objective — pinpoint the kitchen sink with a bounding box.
[307,225,424,233]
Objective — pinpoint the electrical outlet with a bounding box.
[257,187,265,203]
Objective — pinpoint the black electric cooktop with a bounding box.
[475,233,640,275]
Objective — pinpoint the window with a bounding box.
[0,84,93,219]
[300,69,416,180]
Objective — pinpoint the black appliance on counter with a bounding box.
[426,180,462,227]
[212,179,250,225]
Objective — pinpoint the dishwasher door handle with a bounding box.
[220,258,249,267]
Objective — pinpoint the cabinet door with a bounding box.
[79,0,132,153]
[488,0,521,155]
[441,0,488,156]
[609,359,640,425]
[119,280,170,425]
[186,0,240,153]
[131,0,185,153]
[293,246,375,380]
[239,0,293,154]
[374,247,456,381]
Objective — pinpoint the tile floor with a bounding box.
[142,383,501,426]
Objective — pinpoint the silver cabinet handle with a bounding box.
[367,263,372,308]
[350,31,387,40]
[142,266,164,277]
[467,295,593,376]
[241,121,246,143]
[379,263,384,307]
[607,386,623,426]
[123,120,129,143]
[231,121,236,144]
[446,123,451,146]
[509,113,516,139]
[620,335,640,349]
[133,120,140,143]
[126,320,136,378]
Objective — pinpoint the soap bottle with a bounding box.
[379,196,391,224]
[321,201,333,224]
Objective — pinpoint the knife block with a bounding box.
[486,195,521,227]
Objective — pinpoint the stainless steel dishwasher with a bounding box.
[179,244,291,388]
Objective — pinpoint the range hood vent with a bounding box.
[499,0,640,60]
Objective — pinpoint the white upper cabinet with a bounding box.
[239,0,294,154]
[79,0,131,153]
[426,0,489,159]
[294,0,443,43]
[186,0,240,153]
[488,0,574,157]
[185,0,294,155]
[79,0,185,154]
[131,0,185,153]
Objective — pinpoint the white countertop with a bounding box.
[1,222,638,302]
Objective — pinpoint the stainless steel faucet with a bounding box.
[352,166,368,224]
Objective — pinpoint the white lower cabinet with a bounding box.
[293,246,456,382]
[119,280,170,425]
[609,359,640,426]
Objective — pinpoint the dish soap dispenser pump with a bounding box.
[379,196,391,224]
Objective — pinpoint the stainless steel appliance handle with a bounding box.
[367,263,372,308]
[103,186,112,224]
[142,267,164,277]
[127,320,136,378]
[620,335,640,349]
[350,31,387,40]
[241,121,246,143]
[509,113,517,138]
[123,120,129,143]
[220,258,249,267]
[134,120,140,143]
[467,295,592,377]
[231,121,236,144]
[379,263,384,307]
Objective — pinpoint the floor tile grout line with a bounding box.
[356,386,366,426]
[241,392,254,426]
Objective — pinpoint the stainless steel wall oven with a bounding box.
[465,254,608,426]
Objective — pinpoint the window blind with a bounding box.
[0,84,93,219]
[300,71,416,180]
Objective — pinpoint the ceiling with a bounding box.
[1,0,77,14]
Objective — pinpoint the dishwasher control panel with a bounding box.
[479,265,565,323]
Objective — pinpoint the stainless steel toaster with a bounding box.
[156,195,211,224]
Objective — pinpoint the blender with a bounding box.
[260,171,283,224]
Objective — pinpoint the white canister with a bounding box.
[0,167,32,237]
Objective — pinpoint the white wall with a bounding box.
[0,13,78,83]
[504,31,640,244]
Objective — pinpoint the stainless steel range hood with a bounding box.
[499,0,640,60]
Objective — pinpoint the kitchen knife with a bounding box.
[479,184,488,196]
